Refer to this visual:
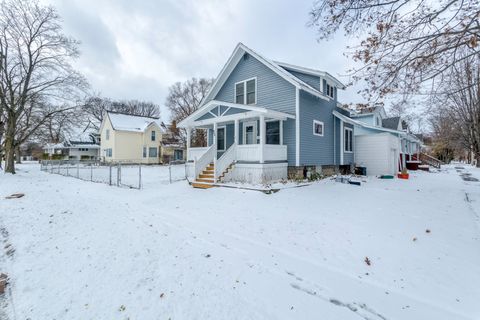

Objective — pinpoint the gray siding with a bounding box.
[284,119,296,165]
[283,68,320,91]
[214,53,296,115]
[299,91,336,165]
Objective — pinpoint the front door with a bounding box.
[243,121,257,145]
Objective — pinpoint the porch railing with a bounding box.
[216,143,236,180]
[236,144,287,162]
[264,145,287,162]
[188,147,209,162]
[194,145,215,179]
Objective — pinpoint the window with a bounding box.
[105,148,112,157]
[266,121,280,144]
[143,146,147,158]
[106,129,110,140]
[313,120,324,136]
[246,79,256,104]
[375,116,380,126]
[344,128,353,152]
[149,147,158,158]
[151,130,156,141]
[235,78,256,105]
[326,83,334,99]
[235,82,244,104]
[217,127,226,151]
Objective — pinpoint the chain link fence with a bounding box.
[40,160,187,189]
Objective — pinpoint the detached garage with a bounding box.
[355,133,401,176]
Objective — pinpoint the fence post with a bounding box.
[117,164,121,186]
[169,164,172,184]
[138,164,142,189]
[90,163,93,181]
[58,161,61,174]
[77,162,80,178]
[109,165,112,186]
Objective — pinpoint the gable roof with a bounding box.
[382,117,401,130]
[202,43,339,105]
[274,61,346,89]
[106,111,163,133]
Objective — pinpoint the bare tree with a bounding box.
[308,0,480,100]
[0,0,87,173]
[430,52,480,166]
[165,77,213,146]
[82,95,161,130]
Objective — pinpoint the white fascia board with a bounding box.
[295,87,300,166]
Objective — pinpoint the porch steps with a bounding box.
[192,163,215,189]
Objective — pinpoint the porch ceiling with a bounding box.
[178,99,295,128]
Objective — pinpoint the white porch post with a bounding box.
[259,115,265,164]
[234,119,239,145]
[213,122,218,182]
[186,127,191,160]
[340,120,344,165]
[279,120,283,145]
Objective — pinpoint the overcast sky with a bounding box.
[45,0,363,121]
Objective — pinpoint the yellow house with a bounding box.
[99,111,164,164]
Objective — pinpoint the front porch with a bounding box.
[179,100,294,186]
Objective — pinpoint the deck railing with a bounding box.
[194,145,215,179]
[236,144,287,162]
[420,152,444,169]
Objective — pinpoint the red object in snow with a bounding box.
[397,173,409,179]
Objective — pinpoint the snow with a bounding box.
[108,112,163,132]
[1,163,479,319]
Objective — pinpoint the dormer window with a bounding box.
[326,83,334,99]
[235,78,256,105]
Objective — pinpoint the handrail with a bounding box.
[420,152,443,168]
[215,143,236,181]
[194,145,215,179]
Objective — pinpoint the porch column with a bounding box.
[259,115,265,164]
[234,119,239,145]
[213,122,218,182]
[186,127,191,160]
[279,120,283,145]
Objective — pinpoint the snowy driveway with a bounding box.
[0,164,479,319]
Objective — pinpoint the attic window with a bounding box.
[243,53,249,61]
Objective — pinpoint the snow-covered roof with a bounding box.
[274,61,346,89]
[107,112,163,133]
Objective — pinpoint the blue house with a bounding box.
[178,43,354,187]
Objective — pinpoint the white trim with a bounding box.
[216,126,226,151]
[313,120,324,137]
[279,120,283,145]
[221,106,231,116]
[344,127,353,153]
[178,99,294,128]
[295,87,300,166]
[234,77,257,105]
[243,121,257,145]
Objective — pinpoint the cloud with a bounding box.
[44,0,364,121]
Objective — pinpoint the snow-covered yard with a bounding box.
[0,163,479,320]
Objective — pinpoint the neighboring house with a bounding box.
[43,139,100,160]
[178,42,353,187]
[99,111,164,164]
[346,105,422,175]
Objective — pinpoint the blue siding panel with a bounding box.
[283,69,320,91]
[299,91,336,165]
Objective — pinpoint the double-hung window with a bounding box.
[344,127,353,152]
[106,129,110,140]
[235,78,256,105]
[326,83,334,99]
[151,130,156,141]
